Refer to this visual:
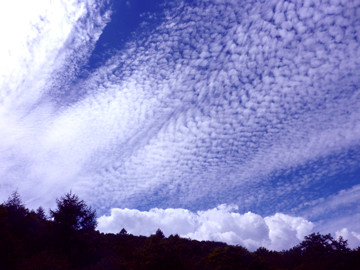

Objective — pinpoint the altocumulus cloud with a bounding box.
[97,204,314,251]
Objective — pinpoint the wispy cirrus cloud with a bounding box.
[295,184,360,220]
[0,0,111,204]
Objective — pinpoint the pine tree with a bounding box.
[50,191,97,232]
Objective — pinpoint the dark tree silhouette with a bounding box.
[119,228,128,235]
[294,231,351,269]
[35,206,46,220]
[2,189,360,270]
[299,232,350,255]
[155,228,165,239]
[4,190,28,215]
[4,190,29,234]
[50,191,97,232]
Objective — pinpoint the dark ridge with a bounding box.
[1,190,360,269]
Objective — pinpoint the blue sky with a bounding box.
[1,0,360,250]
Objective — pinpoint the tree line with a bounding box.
[0,191,359,269]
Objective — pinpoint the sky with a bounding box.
[1,0,360,251]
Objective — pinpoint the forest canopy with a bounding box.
[0,191,359,270]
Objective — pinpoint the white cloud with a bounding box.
[0,0,111,207]
[0,0,108,109]
[97,204,314,251]
[0,0,359,235]
[336,228,360,249]
[294,184,360,220]
[265,213,315,251]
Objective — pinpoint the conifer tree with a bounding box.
[50,191,97,232]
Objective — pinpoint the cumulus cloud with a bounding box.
[336,228,360,249]
[97,205,314,251]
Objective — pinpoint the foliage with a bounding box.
[299,232,350,255]
[1,190,360,270]
[119,228,128,235]
[35,206,47,220]
[155,228,165,239]
[50,191,97,232]
[208,246,252,269]
[4,190,29,225]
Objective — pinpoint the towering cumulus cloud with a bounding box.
[1,0,360,248]
[97,205,314,251]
